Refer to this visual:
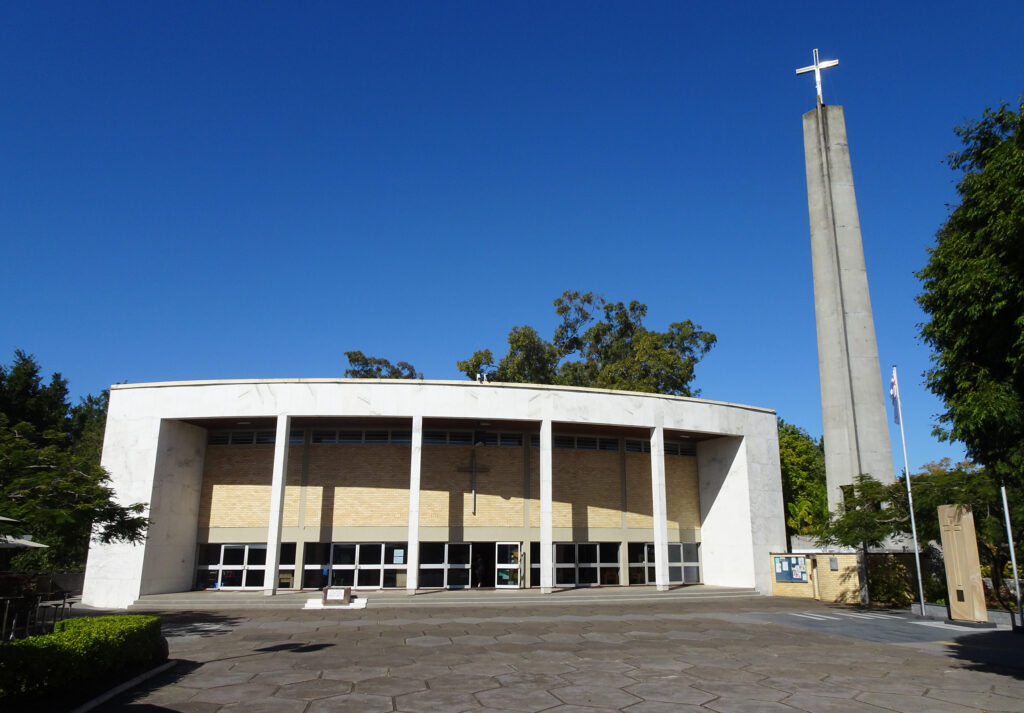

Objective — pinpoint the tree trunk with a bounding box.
[858,543,870,606]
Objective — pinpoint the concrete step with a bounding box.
[126,585,761,612]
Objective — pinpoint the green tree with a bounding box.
[1,417,147,570]
[776,420,828,539]
[917,101,1024,488]
[344,351,422,379]
[68,390,109,464]
[899,459,1023,611]
[816,461,1024,609]
[0,349,71,438]
[457,291,716,396]
[0,351,147,571]
[816,474,900,605]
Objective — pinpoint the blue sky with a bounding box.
[1,3,1021,473]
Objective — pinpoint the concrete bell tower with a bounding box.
[798,50,896,509]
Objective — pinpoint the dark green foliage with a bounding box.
[900,459,1023,610]
[344,351,423,379]
[0,615,166,704]
[817,461,1024,609]
[867,555,913,607]
[817,474,898,552]
[917,101,1024,488]
[0,351,148,571]
[457,291,716,396]
[777,419,828,538]
[0,350,70,438]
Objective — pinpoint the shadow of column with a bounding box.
[448,482,464,544]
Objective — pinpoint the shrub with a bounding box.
[0,614,166,705]
[868,555,912,606]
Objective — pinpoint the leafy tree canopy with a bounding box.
[777,419,828,539]
[344,351,422,380]
[917,101,1024,486]
[816,474,897,553]
[456,291,717,396]
[817,461,1023,609]
[0,351,147,571]
[903,459,1022,611]
[0,349,70,439]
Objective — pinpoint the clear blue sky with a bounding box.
[2,3,1021,473]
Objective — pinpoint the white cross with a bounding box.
[796,48,839,104]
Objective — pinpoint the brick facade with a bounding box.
[769,553,860,603]
[200,439,700,539]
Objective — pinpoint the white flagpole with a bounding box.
[891,366,926,616]
[999,484,1023,623]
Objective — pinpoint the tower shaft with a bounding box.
[803,104,895,509]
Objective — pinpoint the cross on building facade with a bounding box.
[458,449,490,515]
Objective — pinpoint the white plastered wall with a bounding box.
[82,405,162,608]
[139,420,206,596]
[697,409,786,593]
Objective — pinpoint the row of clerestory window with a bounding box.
[208,429,695,456]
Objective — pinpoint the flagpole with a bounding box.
[999,483,1023,625]
[892,366,927,616]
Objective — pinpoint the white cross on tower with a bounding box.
[796,48,839,104]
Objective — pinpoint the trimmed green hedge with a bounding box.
[0,614,167,704]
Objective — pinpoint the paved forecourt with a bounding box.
[98,589,1024,713]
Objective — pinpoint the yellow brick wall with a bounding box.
[199,445,275,529]
[201,441,701,536]
[816,554,860,603]
[624,454,698,530]
[624,453,653,529]
[772,579,815,598]
[526,450,622,529]
[282,446,304,528]
[666,456,699,530]
[303,445,410,527]
[769,554,815,598]
[767,553,861,602]
[420,446,524,528]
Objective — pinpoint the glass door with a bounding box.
[208,544,266,589]
[356,543,383,588]
[327,543,389,589]
[447,543,471,589]
[495,542,522,588]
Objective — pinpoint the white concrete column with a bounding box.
[650,426,669,591]
[540,419,553,593]
[264,415,291,596]
[406,416,423,593]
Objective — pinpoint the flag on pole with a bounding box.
[890,366,901,425]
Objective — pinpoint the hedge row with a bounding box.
[0,614,167,703]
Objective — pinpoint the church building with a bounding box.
[82,378,786,608]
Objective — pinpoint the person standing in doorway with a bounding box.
[472,555,483,588]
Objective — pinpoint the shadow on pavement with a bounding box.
[156,611,247,638]
[949,629,1024,678]
[254,641,334,653]
[99,660,202,712]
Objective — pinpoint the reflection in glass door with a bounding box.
[495,542,521,588]
[202,544,267,589]
[327,542,408,589]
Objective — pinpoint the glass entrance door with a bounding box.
[495,542,522,588]
[327,543,408,589]
[205,544,266,589]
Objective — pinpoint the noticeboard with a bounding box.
[774,555,808,583]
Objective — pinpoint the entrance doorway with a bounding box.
[326,543,408,589]
[495,542,522,588]
[200,544,266,589]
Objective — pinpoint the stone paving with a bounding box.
[100,591,1024,713]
